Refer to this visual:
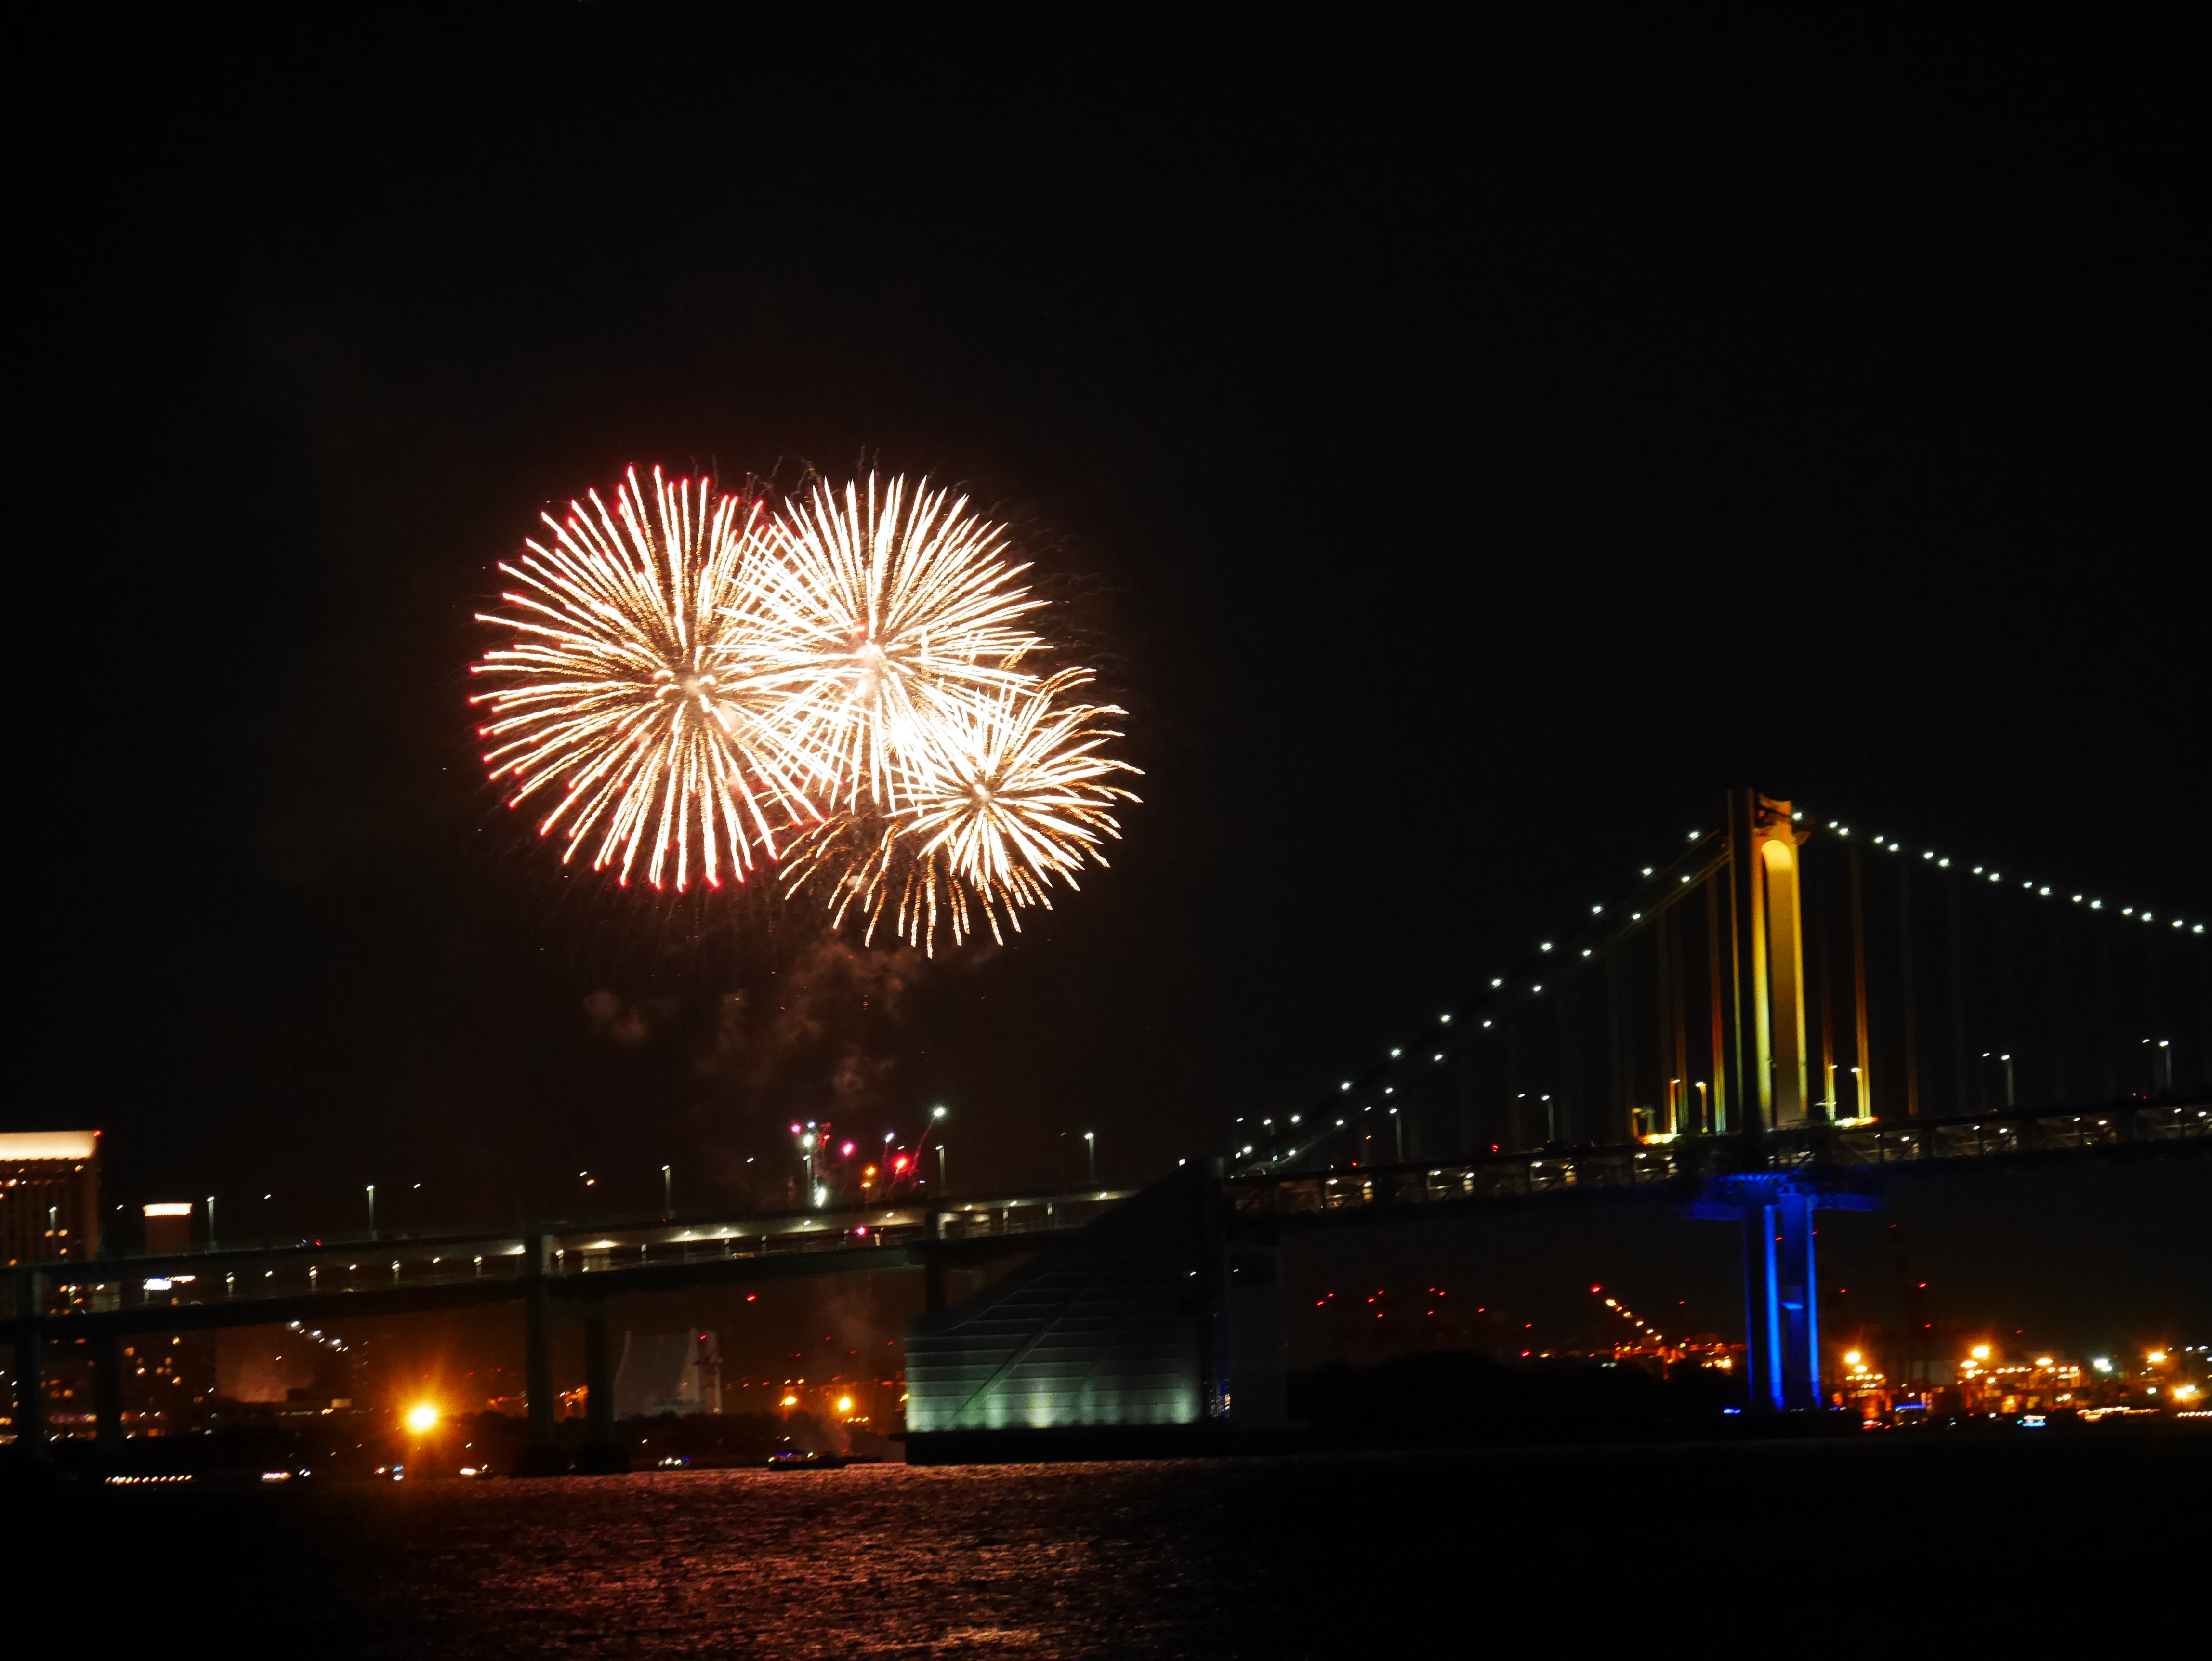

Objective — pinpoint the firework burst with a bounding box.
[473,465,1139,940]
[783,670,1141,952]
[749,475,1047,812]
[470,467,824,889]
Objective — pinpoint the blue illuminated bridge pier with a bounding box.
[6,790,2207,1466]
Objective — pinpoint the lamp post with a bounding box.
[205,1195,216,1250]
[366,1184,377,1239]
[931,1106,948,1190]
[1390,1108,1404,1161]
[1982,1052,2015,1108]
[1696,1080,1710,1132]
[661,1164,673,1220]
[2142,1038,2172,1094]
[1083,1130,1096,1187]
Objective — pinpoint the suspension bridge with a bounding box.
[6,790,2206,1465]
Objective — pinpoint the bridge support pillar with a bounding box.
[93,1331,126,1463]
[924,1213,948,1313]
[9,1270,48,1464]
[1776,1189,1820,1411]
[1694,1175,1875,1415]
[514,1233,568,1477]
[575,1296,627,1475]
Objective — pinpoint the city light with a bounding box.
[405,1403,440,1435]
[836,1395,854,1414]
[1971,1344,1991,1360]
[2146,1350,2167,1365]
[1844,1350,1862,1367]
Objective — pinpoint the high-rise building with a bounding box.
[0,1130,101,1266]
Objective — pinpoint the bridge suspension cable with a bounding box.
[1243,791,2209,1175]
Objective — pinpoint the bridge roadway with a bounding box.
[6,1100,2203,1461]
[0,1185,1137,1342]
[1229,1098,2211,1227]
[6,1099,2203,1340]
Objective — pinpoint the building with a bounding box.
[0,1129,101,1266]
[614,1329,724,1418]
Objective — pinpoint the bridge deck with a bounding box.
[2,1187,1135,1338]
[1229,1100,2210,1224]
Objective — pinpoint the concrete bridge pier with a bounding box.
[514,1232,568,1476]
[924,1211,949,1313]
[574,1295,628,1474]
[93,1331,126,1463]
[8,1269,48,1467]
[1693,1172,1877,1414]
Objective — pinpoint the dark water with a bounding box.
[18,1437,2205,1657]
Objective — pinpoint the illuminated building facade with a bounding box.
[0,1130,102,1266]
[904,1164,1286,1456]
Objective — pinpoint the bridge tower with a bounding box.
[1714,790,1862,1415]
[1727,789,1812,1130]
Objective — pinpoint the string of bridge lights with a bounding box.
[1817,816,2201,935]
[1250,809,2203,1169]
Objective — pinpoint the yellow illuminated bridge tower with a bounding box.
[1701,789,1878,1415]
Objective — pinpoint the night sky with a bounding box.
[18,9,2205,1303]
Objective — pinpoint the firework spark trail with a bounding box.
[747,475,1049,814]
[783,670,1141,952]
[470,467,828,889]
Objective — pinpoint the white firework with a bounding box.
[470,468,825,889]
